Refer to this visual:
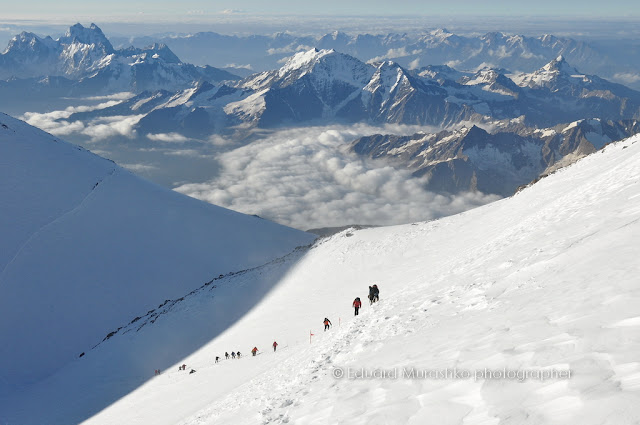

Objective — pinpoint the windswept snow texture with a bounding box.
[2,131,639,423]
[0,113,314,396]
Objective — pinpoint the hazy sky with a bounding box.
[3,0,639,20]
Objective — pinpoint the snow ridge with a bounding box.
[0,166,117,283]
[0,113,315,396]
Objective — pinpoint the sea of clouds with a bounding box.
[174,125,500,230]
[21,102,500,231]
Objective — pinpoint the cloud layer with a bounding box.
[21,96,141,142]
[19,99,500,231]
[175,125,500,230]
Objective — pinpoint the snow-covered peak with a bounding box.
[364,61,414,100]
[506,34,525,44]
[6,31,38,49]
[268,48,374,90]
[3,32,58,55]
[372,60,408,78]
[417,64,463,82]
[141,43,181,64]
[278,48,334,76]
[511,56,585,88]
[460,68,501,85]
[318,30,350,44]
[50,23,117,78]
[540,33,559,45]
[481,31,508,44]
[542,55,578,74]
[59,23,114,53]
[239,48,359,90]
[430,28,454,40]
[457,67,520,97]
[420,28,461,47]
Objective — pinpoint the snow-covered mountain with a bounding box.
[0,113,314,397]
[229,48,374,126]
[42,49,640,142]
[0,23,239,96]
[51,48,477,133]
[229,49,477,127]
[363,60,476,126]
[352,118,640,195]
[2,122,639,425]
[507,56,640,123]
[0,23,115,79]
[112,28,640,89]
[58,48,472,134]
[440,58,640,127]
[458,67,522,98]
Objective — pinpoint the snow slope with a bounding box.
[2,129,639,423]
[0,113,314,397]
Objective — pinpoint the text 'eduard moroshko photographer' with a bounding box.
[332,366,572,382]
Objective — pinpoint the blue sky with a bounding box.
[3,0,640,19]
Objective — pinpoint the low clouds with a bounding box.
[612,72,640,85]
[175,125,499,230]
[224,63,253,70]
[268,44,314,56]
[122,163,158,173]
[22,104,143,142]
[408,58,420,70]
[219,9,245,15]
[369,47,423,63]
[82,93,134,101]
[146,133,189,143]
[81,115,144,141]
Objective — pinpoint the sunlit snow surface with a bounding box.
[2,123,640,424]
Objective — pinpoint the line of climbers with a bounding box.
[325,283,381,333]
[155,284,380,376]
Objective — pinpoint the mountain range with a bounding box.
[4,24,640,201]
[53,48,640,138]
[3,24,639,132]
[0,23,238,109]
[111,28,640,90]
[352,118,640,196]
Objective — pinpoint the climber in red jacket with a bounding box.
[353,297,362,316]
